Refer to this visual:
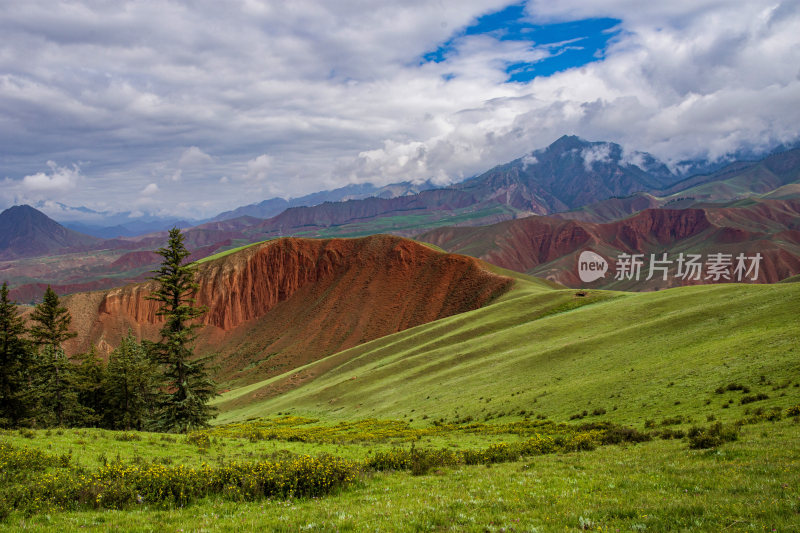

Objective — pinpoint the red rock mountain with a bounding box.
[418,199,800,289]
[63,235,513,386]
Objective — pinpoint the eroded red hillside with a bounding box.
[64,235,512,386]
[419,200,800,289]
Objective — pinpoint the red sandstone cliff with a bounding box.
[63,235,513,386]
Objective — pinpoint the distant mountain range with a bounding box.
[209,180,438,222]
[1,135,799,297]
[47,180,439,238]
[234,137,800,239]
[0,205,100,260]
[26,135,800,240]
[419,198,800,289]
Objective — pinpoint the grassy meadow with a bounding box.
[2,276,799,530]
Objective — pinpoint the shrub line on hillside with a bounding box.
[0,444,357,516]
[367,422,652,475]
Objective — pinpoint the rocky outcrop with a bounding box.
[419,201,800,289]
[64,235,513,384]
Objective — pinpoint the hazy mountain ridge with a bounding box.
[210,180,439,223]
[2,136,799,298]
[0,205,100,260]
[419,198,800,289]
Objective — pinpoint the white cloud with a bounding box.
[244,154,272,181]
[179,146,213,167]
[620,149,646,170]
[0,0,797,218]
[581,144,612,171]
[21,161,81,193]
[521,154,538,170]
[141,183,159,195]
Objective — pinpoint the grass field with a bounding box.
[2,413,799,531]
[214,281,800,429]
[2,276,799,530]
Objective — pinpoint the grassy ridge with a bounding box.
[215,281,800,428]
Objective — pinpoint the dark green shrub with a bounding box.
[575,422,651,444]
[658,428,686,440]
[660,415,684,426]
[114,432,141,442]
[688,423,739,449]
[740,393,769,405]
[717,383,749,394]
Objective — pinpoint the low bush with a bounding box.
[687,423,739,449]
[658,428,686,440]
[0,443,359,515]
[114,432,141,442]
[740,393,769,405]
[660,415,684,426]
[715,383,750,394]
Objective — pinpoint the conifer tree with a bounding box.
[72,346,107,427]
[105,332,159,430]
[147,228,216,433]
[30,345,88,427]
[0,282,31,427]
[27,286,84,427]
[28,286,77,350]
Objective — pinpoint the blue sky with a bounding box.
[423,4,621,82]
[0,0,798,220]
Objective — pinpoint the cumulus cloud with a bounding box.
[21,161,81,193]
[179,146,213,167]
[244,154,272,181]
[0,0,797,218]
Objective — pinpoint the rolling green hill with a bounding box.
[215,280,800,427]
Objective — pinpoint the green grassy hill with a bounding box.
[3,276,799,530]
[215,280,800,428]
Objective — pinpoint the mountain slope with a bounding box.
[663,146,800,198]
[417,199,800,289]
[62,235,513,387]
[211,181,438,222]
[213,281,800,426]
[456,135,677,214]
[0,204,100,259]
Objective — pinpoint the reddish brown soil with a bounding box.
[109,251,161,270]
[420,199,800,288]
[9,279,123,305]
[62,235,512,386]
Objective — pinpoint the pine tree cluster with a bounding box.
[0,228,216,433]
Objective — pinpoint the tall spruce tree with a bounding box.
[28,287,83,427]
[0,282,32,427]
[147,228,216,432]
[72,346,106,427]
[30,345,88,427]
[105,332,159,430]
[28,286,77,350]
